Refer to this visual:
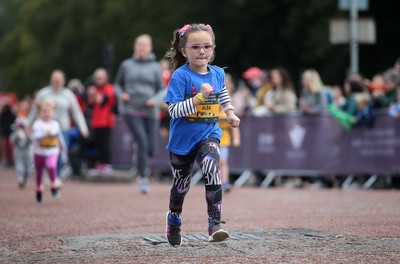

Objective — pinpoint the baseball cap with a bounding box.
[242,67,262,79]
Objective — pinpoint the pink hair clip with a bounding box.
[200,24,213,31]
[179,24,192,37]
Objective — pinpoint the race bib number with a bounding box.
[38,135,59,148]
[185,93,220,123]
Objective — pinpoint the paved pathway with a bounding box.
[1,166,399,263]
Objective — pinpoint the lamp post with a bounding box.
[350,0,359,73]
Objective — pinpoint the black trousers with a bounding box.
[93,127,112,164]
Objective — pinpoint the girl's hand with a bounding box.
[226,111,240,128]
[200,83,213,97]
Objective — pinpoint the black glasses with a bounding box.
[184,44,215,52]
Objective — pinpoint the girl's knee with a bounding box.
[46,160,58,172]
[47,165,58,171]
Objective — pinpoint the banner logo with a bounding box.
[289,125,306,150]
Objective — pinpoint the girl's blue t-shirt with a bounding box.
[165,64,225,155]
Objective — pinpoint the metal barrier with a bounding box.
[110,112,400,188]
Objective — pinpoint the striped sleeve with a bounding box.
[219,86,231,104]
[168,98,197,119]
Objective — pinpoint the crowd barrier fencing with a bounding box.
[110,112,400,188]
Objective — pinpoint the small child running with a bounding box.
[164,23,240,246]
[10,117,34,188]
[218,105,241,192]
[31,99,66,203]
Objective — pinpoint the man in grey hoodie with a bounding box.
[114,34,165,194]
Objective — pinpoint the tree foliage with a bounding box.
[0,0,399,98]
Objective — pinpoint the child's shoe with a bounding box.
[51,187,60,198]
[165,211,182,246]
[208,219,229,242]
[55,178,63,189]
[36,191,43,203]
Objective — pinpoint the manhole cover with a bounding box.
[143,232,263,245]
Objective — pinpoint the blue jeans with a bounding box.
[123,114,158,178]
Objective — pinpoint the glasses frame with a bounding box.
[184,44,216,53]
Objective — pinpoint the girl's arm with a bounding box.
[220,85,240,127]
[30,122,43,140]
[230,126,241,147]
[168,83,213,119]
[168,98,197,119]
[221,102,240,128]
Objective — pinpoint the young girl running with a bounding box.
[164,23,240,246]
[32,99,66,203]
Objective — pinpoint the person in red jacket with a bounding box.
[86,68,116,175]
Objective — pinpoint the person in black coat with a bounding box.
[0,103,16,166]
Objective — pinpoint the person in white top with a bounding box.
[31,99,66,203]
[28,70,89,180]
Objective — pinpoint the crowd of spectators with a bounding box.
[0,56,399,189]
[218,57,400,188]
[0,34,167,195]
[228,57,400,123]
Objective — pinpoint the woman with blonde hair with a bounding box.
[299,69,332,114]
